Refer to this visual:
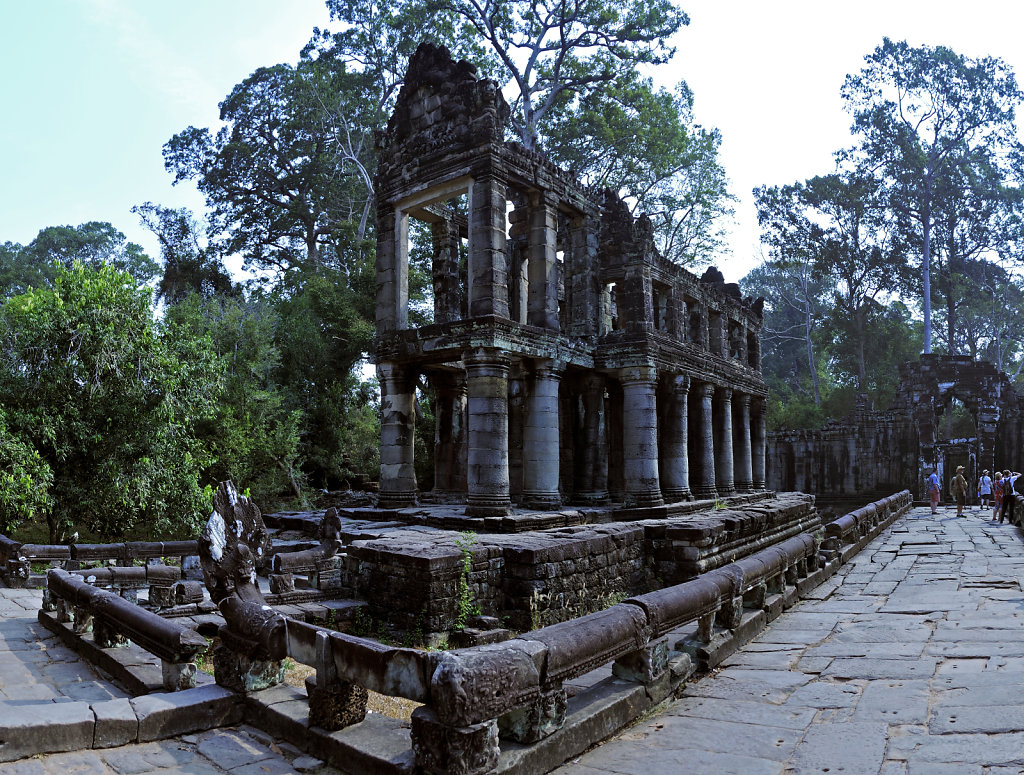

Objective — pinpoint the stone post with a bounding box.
[467,175,509,319]
[619,366,664,507]
[306,630,368,731]
[527,192,559,331]
[660,375,692,501]
[377,362,417,508]
[734,394,753,492]
[567,215,599,336]
[752,397,767,490]
[465,349,512,516]
[714,387,735,497]
[522,362,561,509]
[578,373,609,503]
[431,218,462,324]
[692,381,717,499]
[432,373,468,493]
[375,205,408,334]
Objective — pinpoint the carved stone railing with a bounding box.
[44,568,208,691]
[0,536,199,588]
[265,490,911,775]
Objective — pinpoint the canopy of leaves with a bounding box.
[0,263,220,541]
[0,222,158,300]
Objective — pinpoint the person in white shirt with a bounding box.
[978,470,992,510]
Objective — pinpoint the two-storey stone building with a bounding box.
[373,43,767,516]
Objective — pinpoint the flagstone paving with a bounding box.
[556,506,1024,775]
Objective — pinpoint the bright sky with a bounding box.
[3,0,1024,284]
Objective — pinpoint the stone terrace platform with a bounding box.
[558,506,1024,774]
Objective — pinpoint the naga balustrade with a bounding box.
[265,490,911,775]
[44,568,208,691]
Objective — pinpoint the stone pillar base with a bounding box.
[465,498,512,517]
[573,490,610,505]
[626,492,665,508]
[612,638,669,685]
[378,491,417,509]
[521,492,561,511]
[661,488,692,503]
[93,618,129,649]
[692,486,718,500]
[734,479,753,492]
[162,660,198,691]
[411,706,499,775]
[213,644,285,693]
[305,675,368,731]
[498,686,567,743]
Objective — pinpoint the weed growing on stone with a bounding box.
[454,531,481,631]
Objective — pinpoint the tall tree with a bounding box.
[417,0,687,150]
[755,171,909,391]
[545,74,732,266]
[164,59,376,280]
[841,38,1024,353]
[134,203,237,304]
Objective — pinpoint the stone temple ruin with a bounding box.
[0,41,930,775]
[768,354,1024,503]
[373,42,769,515]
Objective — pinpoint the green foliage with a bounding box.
[842,37,1024,352]
[453,531,481,631]
[0,409,52,535]
[0,263,219,542]
[0,222,158,300]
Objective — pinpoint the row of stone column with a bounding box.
[377,353,767,515]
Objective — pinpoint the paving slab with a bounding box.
[557,507,1024,774]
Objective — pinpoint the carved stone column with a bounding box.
[692,381,717,499]
[375,205,408,335]
[468,175,509,319]
[660,375,691,501]
[752,397,767,490]
[431,219,462,324]
[577,373,609,503]
[465,349,512,516]
[734,394,753,492]
[619,366,664,507]
[527,192,559,331]
[715,387,735,496]
[522,362,561,509]
[377,362,416,508]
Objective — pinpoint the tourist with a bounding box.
[992,471,1004,521]
[1005,471,1021,526]
[978,469,992,510]
[927,468,941,514]
[998,469,1015,524]
[951,466,969,517]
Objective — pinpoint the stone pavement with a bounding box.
[557,507,1024,775]
[0,586,342,774]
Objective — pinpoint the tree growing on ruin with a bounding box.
[842,38,1024,354]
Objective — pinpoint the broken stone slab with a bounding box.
[91,697,138,748]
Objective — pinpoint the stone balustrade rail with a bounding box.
[43,567,208,691]
[0,537,199,587]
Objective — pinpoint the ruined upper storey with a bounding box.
[373,42,763,383]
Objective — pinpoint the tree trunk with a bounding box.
[802,278,821,405]
[855,306,868,391]
[922,166,934,354]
